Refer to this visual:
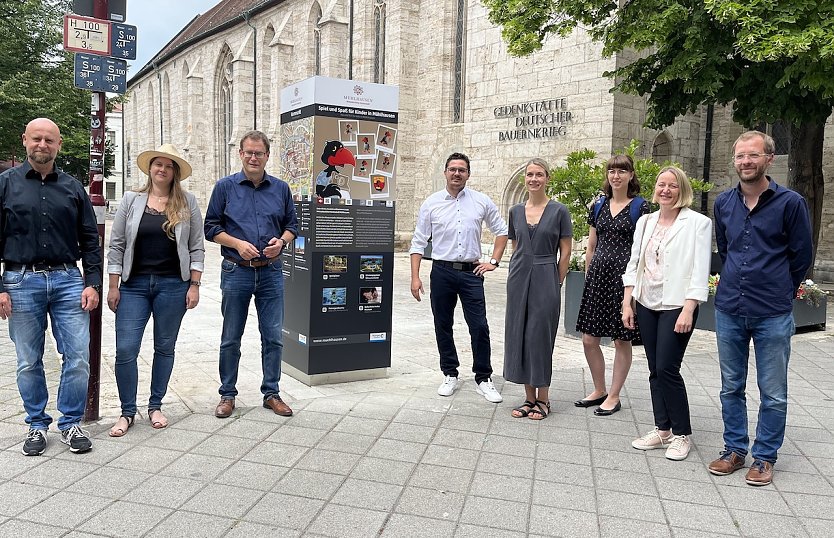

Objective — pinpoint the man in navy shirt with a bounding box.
[205,131,298,419]
[708,131,812,486]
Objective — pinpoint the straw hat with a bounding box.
[136,144,192,180]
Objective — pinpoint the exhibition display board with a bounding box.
[278,77,399,384]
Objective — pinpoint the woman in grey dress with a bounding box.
[504,159,573,419]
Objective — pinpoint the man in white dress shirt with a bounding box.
[409,152,509,403]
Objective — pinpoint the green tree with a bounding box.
[484,0,834,267]
[0,0,93,181]
[547,140,712,240]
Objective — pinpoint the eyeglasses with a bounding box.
[242,150,267,159]
[733,153,771,162]
[446,167,469,174]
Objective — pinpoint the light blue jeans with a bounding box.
[218,259,284,399]
[4,266,90,431]
[114,274,189,416]
[715,310,794,463]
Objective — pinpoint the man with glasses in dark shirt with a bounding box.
[0,118,102,456]
[708,131,812,486]
[205,130,298,419]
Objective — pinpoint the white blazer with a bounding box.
[622,207,712,306]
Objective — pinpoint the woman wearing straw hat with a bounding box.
[106,144,205,436]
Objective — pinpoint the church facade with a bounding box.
[124,0,834,278]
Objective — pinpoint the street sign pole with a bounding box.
[84,0,108,424]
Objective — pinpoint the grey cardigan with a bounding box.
[107,191,205,282]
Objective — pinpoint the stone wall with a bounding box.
[124,0,834,278]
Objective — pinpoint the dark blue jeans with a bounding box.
[219,259,284,399]
[715,310,794,463]
[429,263,492,383]
[114,274,189,416]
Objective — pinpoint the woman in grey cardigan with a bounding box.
[106,144,204,436]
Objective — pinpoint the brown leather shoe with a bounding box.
[708,451,746,475]
[745,460,774,486]
[263,395,293,416]
[215,398,235,418]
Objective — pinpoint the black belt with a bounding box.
[433,259,479,272]
[5,262,76,273]
[225,256,279,268]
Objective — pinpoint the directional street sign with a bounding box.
[74,53,128,94]
[64,14,111,55]
[111,22,137,60]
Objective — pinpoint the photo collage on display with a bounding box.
[320,255,384,312]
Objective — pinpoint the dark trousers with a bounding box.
[429,264,492,383]
[635,303,698,436]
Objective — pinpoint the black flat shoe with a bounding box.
[594,402,622,416]
[574,394,608,408]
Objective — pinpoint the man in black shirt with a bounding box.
[0,118,102,456]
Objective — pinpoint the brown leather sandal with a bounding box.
[148,408,169,429]
[108,415,135,437]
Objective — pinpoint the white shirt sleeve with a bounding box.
[482,197,509,237]
[409,200,432,255]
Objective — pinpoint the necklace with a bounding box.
[151,193,169,203]
[652,223,672,262]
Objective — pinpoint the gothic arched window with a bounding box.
[218,48,234,176]
[452,0,466,123]
[312,4,323,75]
[373,0,386,83]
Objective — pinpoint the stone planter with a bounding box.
[562,270,615,344]
[695,295,717,331]
[563,270,585,338]
[793,295,827,329]
[696,295,827,332]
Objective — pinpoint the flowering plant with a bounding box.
[708,275,827,307]
[708,274,720,296]
[569,254,585,272]
[796,279,827,307]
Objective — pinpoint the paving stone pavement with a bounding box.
[0,242,832,537]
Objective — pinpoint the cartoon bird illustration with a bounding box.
[315,140,356,198]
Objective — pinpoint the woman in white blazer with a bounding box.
[106,144,205,436]
[622,166,712,461]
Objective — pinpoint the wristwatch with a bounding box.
[489,258,499,267]
[91,284,102,294]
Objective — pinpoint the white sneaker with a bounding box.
[475,379,503,403]
[437,375,462,396]
[632,427,673,450]
[665,435,691,461]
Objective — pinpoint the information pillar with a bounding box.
[277,76,399,384]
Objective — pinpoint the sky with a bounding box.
[125,0,219,79]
